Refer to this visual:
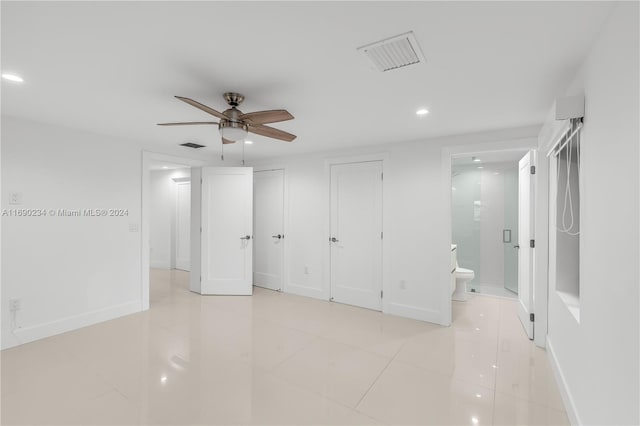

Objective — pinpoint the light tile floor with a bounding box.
[1,269,569,425]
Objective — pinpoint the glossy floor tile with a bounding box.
[1,270,569,425]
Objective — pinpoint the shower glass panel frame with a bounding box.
[451,162,519,297]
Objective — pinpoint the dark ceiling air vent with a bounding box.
[180,142,206,149]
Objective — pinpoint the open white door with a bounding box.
[517,151,535,339]
[201,167,253,295]
[175,181,191,271]
[330,161,383,311]
[253,169,284,291]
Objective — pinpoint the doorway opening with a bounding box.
[451,152,526,299]
[148,160,192,306]
[141,152,207,311]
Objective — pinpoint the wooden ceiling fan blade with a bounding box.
[175,96,228,120]
[222,137,236,144]
[157,121,218,126]
[248,124,296,142]
[239,109,294,124]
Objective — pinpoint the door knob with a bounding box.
[272,234,282,239]
[514,245,520,249]
[330,237,339,243]
[240,235,251,240]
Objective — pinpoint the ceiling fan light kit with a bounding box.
[219,120,248,141]
[158,92,296,149]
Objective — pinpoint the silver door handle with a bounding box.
[272,234,282,239]
[240,235,251,240]
[330,237,339,243]
[514,245,520,249]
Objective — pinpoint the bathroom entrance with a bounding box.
[451,150,528,298]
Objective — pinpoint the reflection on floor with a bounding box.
[1,268,569,425]
[468,282,518,299]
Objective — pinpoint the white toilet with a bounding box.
[451,244,474,301]
[453,261,475,301]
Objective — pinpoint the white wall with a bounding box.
[541,3,639,425]
[251,127,539,325]
[1,117,142,349]
[149,168,190,269]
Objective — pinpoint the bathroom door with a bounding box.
[329,161,383,311]
[517,151,535,339]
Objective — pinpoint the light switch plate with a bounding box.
[9,192,23,205]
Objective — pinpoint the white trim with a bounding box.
[534,151,550,347]
[386,303,441,324]
[442,138,540,329]
[150,260,171,269]
[285,282,325,300]
[324,152,390,313]
[5,301,140,350]
[547,336,581,426]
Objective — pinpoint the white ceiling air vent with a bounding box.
[357,31,426,72]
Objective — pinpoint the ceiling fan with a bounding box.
[158,92,296,144]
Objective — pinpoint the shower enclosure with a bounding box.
[452,161,519,297]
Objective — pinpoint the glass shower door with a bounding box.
[503,167,519,294]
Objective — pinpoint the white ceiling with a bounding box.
[1,1,613,161]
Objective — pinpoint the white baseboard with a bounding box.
[386,302,443,324]
[285,282,327,300]
[150,260,170,269]
[546,336,581,426]
[3,300,141,350]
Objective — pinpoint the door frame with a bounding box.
[141,151,207,311]
[441,138,549,348]
[253,165,289,293]
[324,153,390,312]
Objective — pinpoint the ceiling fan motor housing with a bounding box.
[224,92,244,107]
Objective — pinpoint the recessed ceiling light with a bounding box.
[2,73,24,83]
[162,166,169,169]
[416,108,429,116]
[244,140,253,145]
[477,166,484,169]
[472,157,481,162]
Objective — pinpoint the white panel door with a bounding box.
[518,151,535,339]
[201,167,253,295]
[175,181,191,271]
[253,169,284,291]
[330,161,383,311]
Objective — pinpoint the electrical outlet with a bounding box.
[9,298,21,311]
[304,266,310,275]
